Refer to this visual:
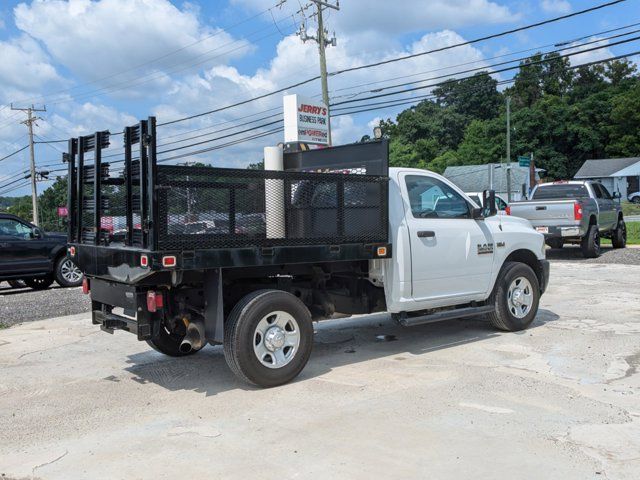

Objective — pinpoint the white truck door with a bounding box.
[400,172,495,302]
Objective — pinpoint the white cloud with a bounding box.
[541,0,572,14]
[0,34,64,100]
[13,0,252,90]
[566,37,614,66]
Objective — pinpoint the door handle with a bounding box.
[535,206,547,210]
[417,230,435,238]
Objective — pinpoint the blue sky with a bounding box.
[0,0,639,196]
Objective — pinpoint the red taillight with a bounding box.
[82,277,90,294]
[505,205,511,215]
[146,291,163,313]
[574,202,583,221]
[69,246,76,257]
[140,255,149,268]
[162,256,177,267]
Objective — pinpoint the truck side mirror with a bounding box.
[482,190,498,217]
[30,227,42,239]
[613,191,621,199]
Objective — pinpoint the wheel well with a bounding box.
[618,212,623,222]
[53,248,66,264]
[504,249,542,289]
[589,215,597,226]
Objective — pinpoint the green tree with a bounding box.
[433,72,501,120]
[607,82,640,157]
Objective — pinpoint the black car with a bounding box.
[0,213,83,289]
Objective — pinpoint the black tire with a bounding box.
[146,322,203,357]
[546,238,563,249]
[224,289,313,388]
[54,257,83,287]
[611,219,627,249]
[581,224,601,258]
[632,197,640,204]
[8,280,26,289]
[24,275,54,290]
[488,262,540,332]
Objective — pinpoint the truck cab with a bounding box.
[378,169,547,313]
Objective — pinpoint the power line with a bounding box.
[332,37,640,107]
[153,0,628,128]
[328,0,628,77]
[330,21,640,96]
[0,145,29,162]
[4,1,291,108]
[45,17,298,107]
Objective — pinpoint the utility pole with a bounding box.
[11,104,46,225]
[298,0,339,145]
[505,96,512,202]
[529,151,536,197]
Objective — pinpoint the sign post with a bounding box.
[283,94,329,146]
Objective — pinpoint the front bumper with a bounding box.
[538,259,550,294]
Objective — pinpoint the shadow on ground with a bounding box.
[124,308,559,396]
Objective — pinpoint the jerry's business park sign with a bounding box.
[283,94,329,146]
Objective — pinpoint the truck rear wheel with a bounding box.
[224,290,313,388]
[612,219,627,249]
[488,262,540,332]
[581,224,601,258]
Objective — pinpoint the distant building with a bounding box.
[443,162,543,202]
[574,158,640,200]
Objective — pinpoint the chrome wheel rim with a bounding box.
[507,276,534,319]
[61,259,82,283]
[253,311,300,369]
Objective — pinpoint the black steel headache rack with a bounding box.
[66,116,390,271]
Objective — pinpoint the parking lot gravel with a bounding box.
[0,283,89,327]
[1,262,639,480]
[546,245,640,265]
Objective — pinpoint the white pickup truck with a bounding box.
[71,126,550,387]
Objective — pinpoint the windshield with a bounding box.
[532,184,590,200]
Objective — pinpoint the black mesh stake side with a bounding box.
[147,116,158,251]
[139,120,149,249]
[155,166,388,251]
[76,137,84,243]
[66,138,77,243]
[93,131,102,246]
[124,126,134,246]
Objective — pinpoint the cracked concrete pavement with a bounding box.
[0,262,639,479]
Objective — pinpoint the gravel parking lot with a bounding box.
[1,261,639,479]
[0,284,89,327]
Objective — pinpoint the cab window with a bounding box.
[0,218,32,239]
[405,175,470,219]
[598,184,612,199]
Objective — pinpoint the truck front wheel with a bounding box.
[611,219,627,249]
[488,262,540,332]
[224,290,313,388]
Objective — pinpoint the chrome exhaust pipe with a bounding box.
[179,318,205,353]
